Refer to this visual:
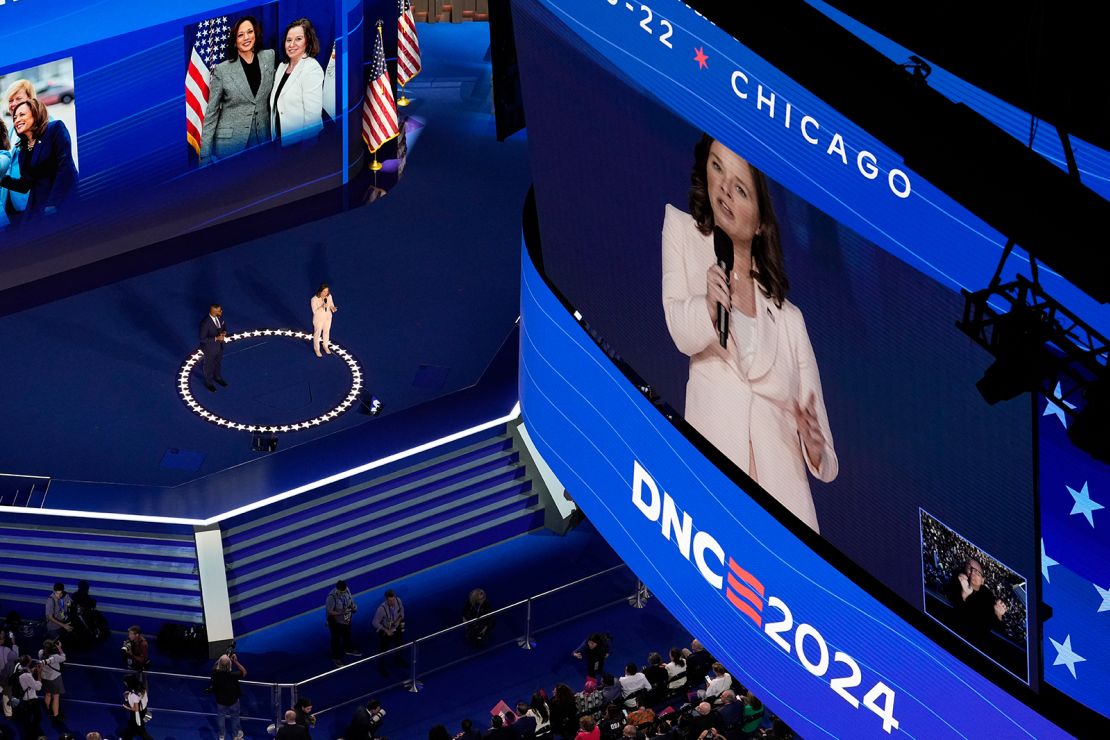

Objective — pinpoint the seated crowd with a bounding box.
[421,635,798,740]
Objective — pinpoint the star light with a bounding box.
[1095,584,1110,613]
[1067,481,1103,527]
[1041,539,1059,583]
[694,46,709,70]
[1049,635,1086,679]
[1043,382,1077,428]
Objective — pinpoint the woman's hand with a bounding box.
[795,392,826,470]
[705,263,730,326]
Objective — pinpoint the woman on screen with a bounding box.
[199,16,275,165]
[270,18,325,146]
[662,134,838,532]
[0,99,78,226]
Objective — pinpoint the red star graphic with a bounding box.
[694,47,709,70]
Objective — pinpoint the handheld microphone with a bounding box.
[713,228,733,348]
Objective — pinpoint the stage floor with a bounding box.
[0,25,529,504]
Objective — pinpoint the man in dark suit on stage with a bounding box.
[199,304,229,392]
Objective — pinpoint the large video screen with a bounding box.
[513,0,1107,734]
[0,0,376,291]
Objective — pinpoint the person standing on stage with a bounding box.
[326,580,360,668]
[199,304,229,392]
[371,589,405,675]
[310,283,337,357]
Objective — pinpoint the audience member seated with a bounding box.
[683,640,714,689]
[625,695,655,729]
[699,663,731,703]
[513,701,537,738]
[679,702,722,738]
[575,715,600,740]
[430,726,453,740]
[715,690,743,729]
[598,703,625,740]
[549,683,579,739]
[599,674,622,705]
[485,714,515,739]
[755,717,794,739]
[618,662,652,709]
[740,692,764,738]
[455,718,483,740]
[664,649,687,695]
[527,692,552,738]
[642,653,669,703]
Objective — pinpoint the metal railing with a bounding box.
[54,565,646,729]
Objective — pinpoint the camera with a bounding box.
[121,639,133,653]
[223,640,237,658]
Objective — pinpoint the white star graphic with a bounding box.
[1041,539,1059,583]
[1095,584,1110,613]
[1043,382,1077,428]
[1049,634,1086,679]
[1067,482,1103,527]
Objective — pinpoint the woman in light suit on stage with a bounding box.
[311,283,337,357]
[270,19,325,147]
[662,134,838,533]
[199,16,275,165]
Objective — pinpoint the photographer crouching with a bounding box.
[211,648,247,740]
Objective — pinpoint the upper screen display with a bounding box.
[0,0,346,291]
[514,0,1108,731]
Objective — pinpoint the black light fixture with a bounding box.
[251,433,278,453]
[360,392,383,416]
[973,306,1058,405]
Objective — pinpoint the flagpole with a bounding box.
[398,82,411,107]
[370,20,386,171]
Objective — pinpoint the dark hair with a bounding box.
[283,18,321,60]
[336,580,348,590]
[210,303,221,311]
[689,133,789,308]
[461,719,473,731]
[296,696,312,708]
[648,652,662,666]
[669,647,685,666]
[13,99,49,142]
[128,625,142,635]
[428,725,451,740]
[227,16,262,61]
[490,715,503,729]
[625,662,638,675]
[0,119,9,151]
[553,683,575,704]
[316,283,329,296]
[602,673,615,687]
[384,589,396,598]
[530,692,549,722]
[367,699,381,710]
[53,582,65,593]
[124,674,146,693]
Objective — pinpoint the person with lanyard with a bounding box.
[371,589,405,676]
[326,580,360,668]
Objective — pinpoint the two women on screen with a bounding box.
[662,134,838,533]
[270,19,325,146]
[311,283,338,357]
[0,81,79,228]
[200,16,327,165]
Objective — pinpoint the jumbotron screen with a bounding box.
[0,0,392,291]
[513,0,1108,736]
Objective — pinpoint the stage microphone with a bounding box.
[713,228,733,348]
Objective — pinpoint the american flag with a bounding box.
[397,0,422,85]
[186,16,231,155]
[362,23,399,154]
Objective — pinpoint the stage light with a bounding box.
[973,307,1058,405]
[251,433,279,453]
[1069,373,1110,464]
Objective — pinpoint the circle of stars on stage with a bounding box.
[176,329,364,434]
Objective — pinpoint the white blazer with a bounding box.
[270,56,325,145]
[662,204,838,532]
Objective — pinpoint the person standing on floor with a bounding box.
[211,652,247,740]
[199,304,230,392]
[326,580,360,667]
[371,589,405,675]
[310,283,337,357]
